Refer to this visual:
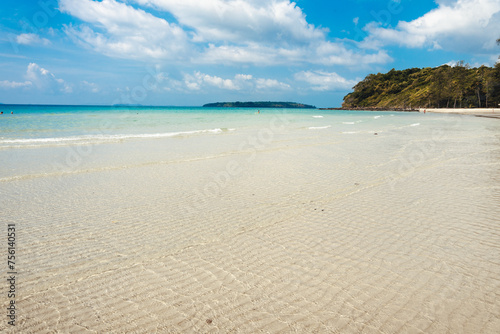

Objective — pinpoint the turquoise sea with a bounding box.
[0,104,421,146]
[0,103,493,183]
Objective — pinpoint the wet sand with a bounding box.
[2,114,500,333]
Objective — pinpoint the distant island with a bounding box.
[112,104,144,107]
[342,62,500,110]
[203,101,316,109]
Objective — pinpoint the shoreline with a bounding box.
[419,108,500,119]
[319,107,500,118]
[319,107,418,112]
[418,108,500,113]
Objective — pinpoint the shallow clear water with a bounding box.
[1,105,500,333]
[0,105,420,146]
[0,104,494,182]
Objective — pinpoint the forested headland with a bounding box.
[342,62,500,110]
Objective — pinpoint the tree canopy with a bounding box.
[342,63,500,109]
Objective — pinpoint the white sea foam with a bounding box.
[312,115,324,118]
[374,115,383,119]
[308,125,331,130]
[0,128,230,148]
[342,122,356,125]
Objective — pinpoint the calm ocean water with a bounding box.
[1,104,482,182]
[0,104,422,148]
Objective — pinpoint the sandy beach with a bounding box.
[2,0,500,330]
[419,108,500,119]
[1,109,500,333]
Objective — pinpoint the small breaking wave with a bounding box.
[308,125,331,130]
[342,120,363,125]
[0,128,232,148]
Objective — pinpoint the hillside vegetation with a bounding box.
[342,62,500,109]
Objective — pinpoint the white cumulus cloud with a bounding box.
[295,71,358,91]
[58,0,389,66]
[362,0,500,54]
[201,43,290,65]
[181,71,290,91]
[60,0,189,60]
[16,33,51,46]
[82,80,99,93]
[133,0,326,45]
[25,63,72,93]
[313,41,392,66]
[0,80,33,89]
[255,78,290,90]
[184,72,240,90]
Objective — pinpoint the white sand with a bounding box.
[2,116,500,333]
[419,108,500,114]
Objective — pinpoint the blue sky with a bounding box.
[0,0,499,107]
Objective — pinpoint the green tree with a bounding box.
[341,63,500,110]
[490,63,500,107]
[453,62,469,108]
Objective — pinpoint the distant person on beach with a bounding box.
[1,111,3,115]
[11,111,13,114]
